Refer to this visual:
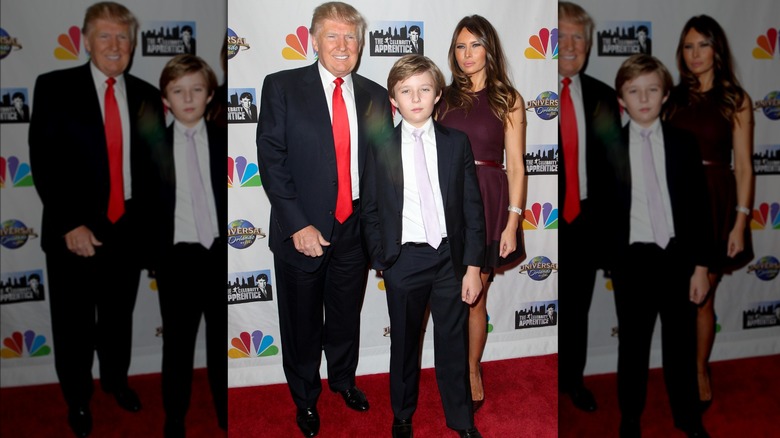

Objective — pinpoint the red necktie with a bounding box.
[105,77,125,223]
[332,77,352,223]
[560,77,580,223]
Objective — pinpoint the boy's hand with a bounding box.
[461,266,483,305]
[689,265,710,305]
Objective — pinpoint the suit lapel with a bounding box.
[433,122,452,206]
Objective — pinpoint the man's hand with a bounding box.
[64,225,102,257]
[292,225,330,257]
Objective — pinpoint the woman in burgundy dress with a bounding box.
[437,15,526,412]
[665,15,754,411]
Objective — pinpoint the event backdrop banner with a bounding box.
[573,0,779,376]
[0,0,227,387]
[227,0,559,387]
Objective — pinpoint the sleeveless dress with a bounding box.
[437,88,523,270]
[666,86,753,273]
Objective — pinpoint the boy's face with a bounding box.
[390,71,440,128]
[162,71,213,128]
[617,71,668,129]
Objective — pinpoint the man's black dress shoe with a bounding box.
[391,418,412,438]
[619,417,640,438]
[565,385,597,412]
[338,386,369,411]
[458,427,483,438]
[296,407,320,437]
[68,406,92,438]
[109,387,142,412]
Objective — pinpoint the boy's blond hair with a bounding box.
[159,54,218,98]
[615,54,673,98]
[387,54,446,100]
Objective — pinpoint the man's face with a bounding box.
[410,30,419,42]
[638,30,647,44]
[13,97,23,110]
[312,18,360,78]
[84,18,133,78]
[182,30,191,44]
[547,307,554,317]
[258,277,267,287]
[240,97,251,109]
[558,19,588,78]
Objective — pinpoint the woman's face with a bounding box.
[454,28,487,77]
[682,29,715,78]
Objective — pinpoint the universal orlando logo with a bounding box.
[526,91,559,121]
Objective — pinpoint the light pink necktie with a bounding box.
[412,128,441,249]
[641,129,670,248]
[186,128,215,249]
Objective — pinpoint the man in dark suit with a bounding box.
[12,92,30,122]
[256,273,273,300]
[409,25,424,54]
[361,54,485,438]
[557,1,623,413]
[637,25,651,55]
[239,92,257,122]
[28,2,165,437]
[255,2,392,437]
[180,25,196,55]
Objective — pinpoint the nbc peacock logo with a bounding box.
[282,26,315,60]
[525,28,557,60]
[0,156,33,188]
[1,330,51,359]
[752,28,778,59]
[55,26,81,60]
[751,202,779,230]
[523,202,558,230]
[228,330,279,358]
[228,156,261,188]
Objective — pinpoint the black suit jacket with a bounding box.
[29,62,165,253]
[256,62,392,272]
[361,121,485,280]
[152,122,228,263]
[610,123,713,269]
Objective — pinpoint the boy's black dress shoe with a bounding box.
[391,418,412,438]
[67,406,92,437]
[458,427,483,438]
[564,385,597,412]
[110,387,142,412]
[296,407,320,437]
[338,386,369,411]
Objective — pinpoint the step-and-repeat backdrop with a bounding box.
[1,0,226,387]
[227,0,559,387]
[573,0,779,375]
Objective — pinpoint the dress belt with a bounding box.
[702,160,730,167]
[475,160,503,169]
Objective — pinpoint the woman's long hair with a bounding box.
[440,15,519,127]
[666,15,746,125]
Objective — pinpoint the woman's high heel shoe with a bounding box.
[472,363,484,413]
[699,365,712,413]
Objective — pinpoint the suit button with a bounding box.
[395,239,400,245]
[332,180,337,185]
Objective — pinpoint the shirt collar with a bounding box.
[90,62,125,91]
[401,118,434,140]
[317,62,353,92]
[174,118,206,137]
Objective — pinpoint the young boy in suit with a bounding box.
[610,54,712,438]
[361,54,486,438]
[155,54,227,437]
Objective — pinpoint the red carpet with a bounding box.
[559,354,780,437]
[0,368,224,438]
[230,355,557,437]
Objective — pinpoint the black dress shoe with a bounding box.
[619,417,641,438]
[391,418,412,438]
[338,386,369,411]
[680,425,710,438]
[164,418,186,438]
[110,387,142,412]
[458,427,483,438]
[296,407,320,437]
[68,406,92,437]
[566,385,597,412]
